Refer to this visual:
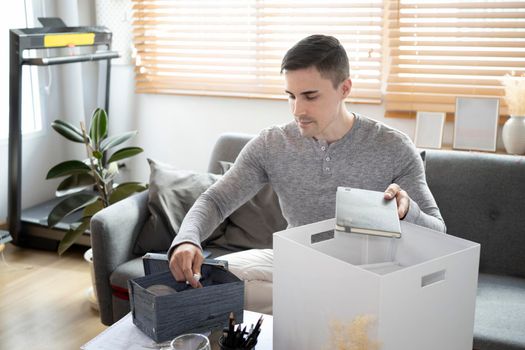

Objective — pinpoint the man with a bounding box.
[169,35,446,313]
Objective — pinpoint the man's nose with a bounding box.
[293,99,306,116]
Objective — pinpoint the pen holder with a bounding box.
[218,336,256,350]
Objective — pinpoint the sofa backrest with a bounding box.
[425,149,525,278]
[207,133,254,174]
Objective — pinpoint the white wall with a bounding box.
[110,65,477,184]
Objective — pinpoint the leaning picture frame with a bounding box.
[453,97,500,152]
[414,111,446,149]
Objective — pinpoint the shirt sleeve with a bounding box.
[169,132,269,256]
[393,139,447,233]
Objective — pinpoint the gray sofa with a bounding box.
[91,133,525,349]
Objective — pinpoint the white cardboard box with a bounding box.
[273,218,480,350]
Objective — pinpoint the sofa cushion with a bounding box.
[206,161,287,252]
[419,149,426,167]
[109,257,144,323]
[474,273,525,349]
[134,158,287,255]
[110,257,144,298]
[133,159,222,254]
[425,150,525,277]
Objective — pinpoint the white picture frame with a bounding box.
[414,111,446,149]
[453,97,500,152]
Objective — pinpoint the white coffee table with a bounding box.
[81,310,272,350]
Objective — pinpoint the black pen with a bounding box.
[228,312,235,346]
[235,324,243,346]
[250,316,264,345]
[252,315,263,335]
[238,325,247,347]
[245,317,262,347]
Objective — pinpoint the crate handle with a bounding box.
[421,269,446,288]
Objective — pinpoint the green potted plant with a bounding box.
[46,108,147,255]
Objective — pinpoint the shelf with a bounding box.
[22,51,119,66]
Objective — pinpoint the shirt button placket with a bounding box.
[319,142,330,174]
[323,154,331,174]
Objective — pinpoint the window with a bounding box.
[385,0,525,118]
[132,0,384,103]
[0,0,42,140]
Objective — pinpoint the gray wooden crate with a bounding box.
[128,265,244,343]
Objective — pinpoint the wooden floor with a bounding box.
[0,243,106,350]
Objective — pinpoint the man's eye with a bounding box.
[306,95,318,101]
[287,95,296,100]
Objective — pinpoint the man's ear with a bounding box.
[341,78,352,99]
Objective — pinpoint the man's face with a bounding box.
[284,66,348,140]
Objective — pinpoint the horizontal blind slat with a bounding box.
[389,39,525,48]
[388,30,525,39]
[133,0,383,101]
[390,1,525,10]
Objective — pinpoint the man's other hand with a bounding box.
[169,243,204,288]
[384,183,410,219]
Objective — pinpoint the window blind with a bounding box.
[132,0,384,103]
[386,0,525,118]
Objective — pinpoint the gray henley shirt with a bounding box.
[171,113,446,251]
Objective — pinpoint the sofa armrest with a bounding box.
[90,190,149,325]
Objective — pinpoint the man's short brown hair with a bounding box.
[280,34,350,88]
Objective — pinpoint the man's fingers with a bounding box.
[169,243,204,288]
[384,184,410,219]
[182,265,200,288]
[192,249,204,275]
[384,183,401,199]
[174,248,197,288]
[397,190,410,219]
[191,250,204,288]
[169,253,185,282]
[177,245,204,288]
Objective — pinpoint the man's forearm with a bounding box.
[168,193,223,256]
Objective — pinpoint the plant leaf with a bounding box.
[107,147,143,163]
[47,193,98,227]
[57,219,90,255]
[46,160,92,179]
[109,182,147,205]
[89,108,108,146]
[51,120,84,143]
[83,199,104,217]
[100,131,137,152]
[56,173,95,196]
[93,150,103,160]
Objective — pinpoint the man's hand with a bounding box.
[384,183,410,219]
[169,243,204,288]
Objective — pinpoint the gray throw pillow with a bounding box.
[207,161,287,251]
[419,150,426,168]
[133,159,221,254]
